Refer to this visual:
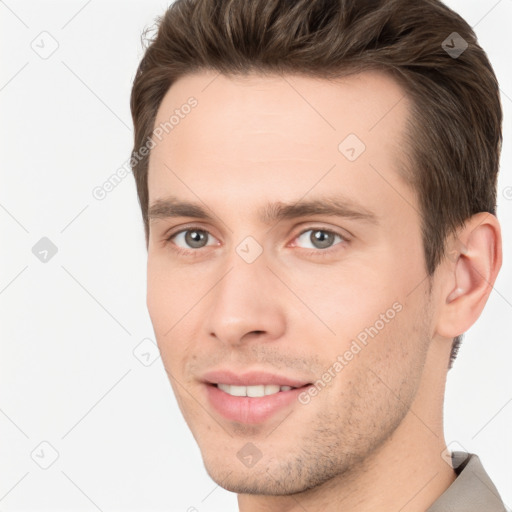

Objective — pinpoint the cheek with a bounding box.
[146,264,171,334]
[334,302,426,414]
[295,260,425,384]
[146,253,193,327]
[146,255,206,368]
[280,259,401,337]
[146,255,186,353]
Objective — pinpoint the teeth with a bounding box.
[217,383,295,397]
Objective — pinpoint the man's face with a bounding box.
[146,70,437,494]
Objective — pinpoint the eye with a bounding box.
[164,225,348,257]
[293,228,346,251]
[168,228,218,251]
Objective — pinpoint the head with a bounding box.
[130,0,502,500]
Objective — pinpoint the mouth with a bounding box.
[203,381,314,424]
[200,369,314,423]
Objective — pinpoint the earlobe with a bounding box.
[436,213,502,339]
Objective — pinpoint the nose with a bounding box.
[204,251,287,347]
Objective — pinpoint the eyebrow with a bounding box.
[148,195,379,226]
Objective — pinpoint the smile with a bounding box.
[216,383,295,397]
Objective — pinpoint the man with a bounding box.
[129,0,508,510]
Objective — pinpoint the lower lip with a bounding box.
[204,384,312,424]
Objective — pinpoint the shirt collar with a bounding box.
[426,452,508,512]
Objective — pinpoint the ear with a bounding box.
[435,212,502,339]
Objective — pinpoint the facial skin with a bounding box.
[145,70,501,511]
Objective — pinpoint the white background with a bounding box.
[0,0,511,510]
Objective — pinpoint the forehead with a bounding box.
[147,70,415,225]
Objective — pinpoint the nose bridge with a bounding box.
[204,243,286,345]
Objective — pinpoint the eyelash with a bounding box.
[164,226,349,259]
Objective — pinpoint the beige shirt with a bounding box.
[427,452,508,511]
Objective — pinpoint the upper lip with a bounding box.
[201,369,312,388]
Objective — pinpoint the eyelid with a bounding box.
[165,223,219,242]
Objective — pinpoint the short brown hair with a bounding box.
[130,0,502,368]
